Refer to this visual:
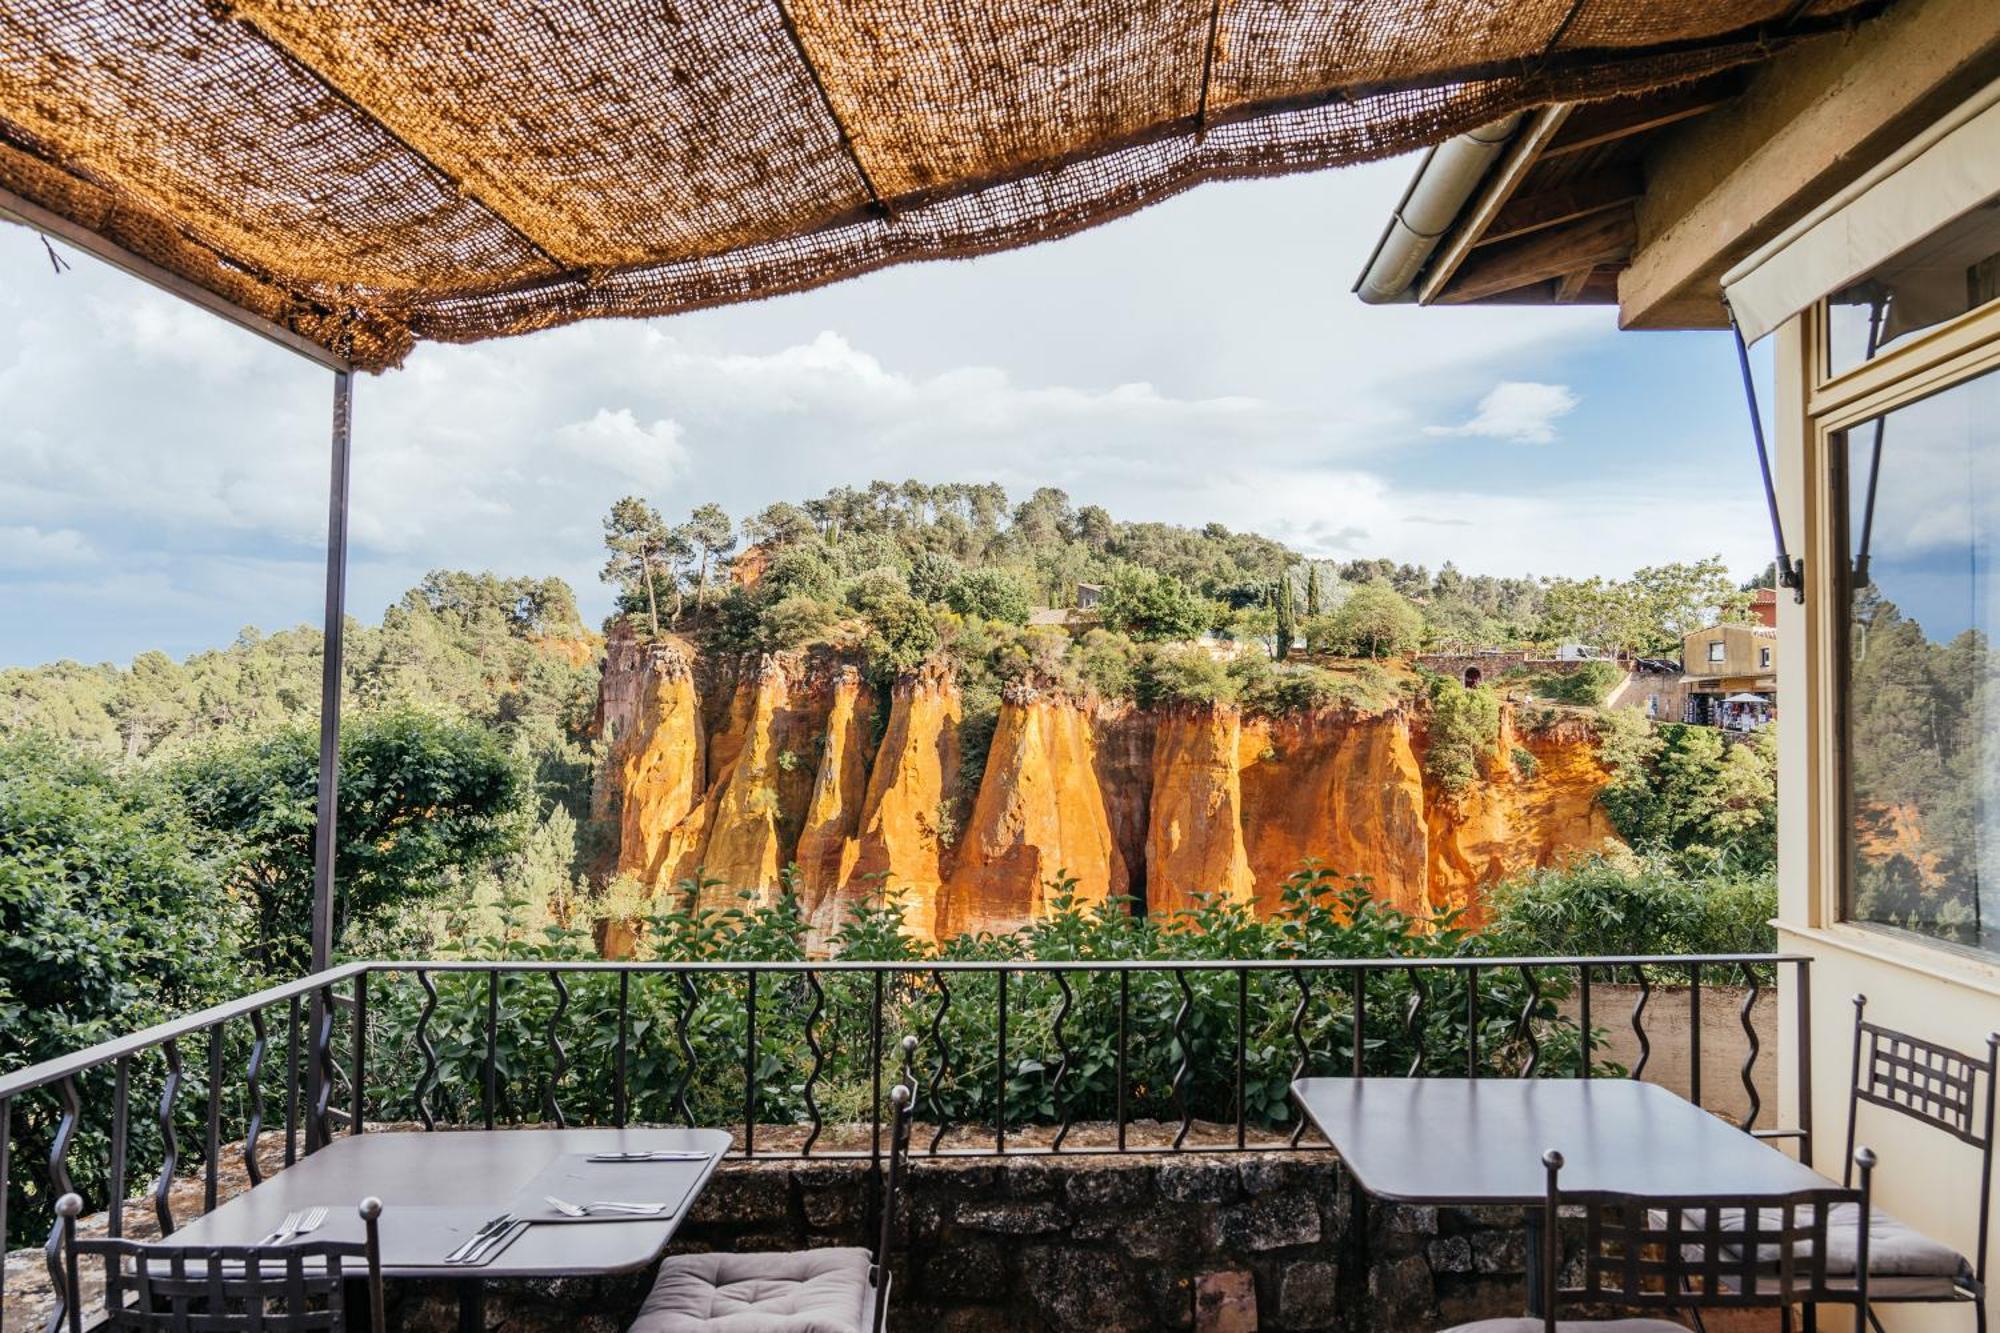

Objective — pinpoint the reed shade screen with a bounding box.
[0,0,1885,371]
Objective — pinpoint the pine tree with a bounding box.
[602,496,671,635]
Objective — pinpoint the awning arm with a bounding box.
[1728,305,1804,603]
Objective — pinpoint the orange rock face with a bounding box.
[1145,706,1255,914]
[831,663,962,942]
[1424,712,1622,926]
[1239,709,1430,917]
[937,687,1124,937]
[599,641,1621,950]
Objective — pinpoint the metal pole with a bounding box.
[305,370,351,1147]
[311,369,353,970]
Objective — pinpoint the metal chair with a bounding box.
[629,1038,917,1333]
[57,1194,385,1333]
[1841,994,1996,1330]
[1443,1147,1874,1333]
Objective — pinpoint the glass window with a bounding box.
[1839,366,2000,954]
[1708,641,1725,663]
[1760,646,1772,669]
[1825,199,2000,377]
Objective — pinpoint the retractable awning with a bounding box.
[1,0,1883,372]
[1723,76,2000,344]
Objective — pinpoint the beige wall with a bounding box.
[1682,623,1775,682]
[1771,305,2000,1330]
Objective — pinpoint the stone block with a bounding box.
[1114,1205,1200,1262]
[1064,1161,1153,1210]
[954,1200,1070,1235]
[1367,1254,1434,1329]
[1195,1270,1258,1332]
[1208,1193,1321,1253]
[1023,1245,1150,1330]
[1004,1161,1059,1199]
[1377,1202,1438,1235]
[685,1173,790,1227]
[1471,1228,1527,1274]
[1275,1260,1338,1329]
[1426,1234,1475,1274]
[1237,1157,1317,1197]
[918,1236,1012,1303]
[1146,1267,1198,1329]
[1160,1159,1242,1204]
[800,1186,858,1229]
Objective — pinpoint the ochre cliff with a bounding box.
[595,632,1622,947]
[937,686,1125,937]
[1422,711,1622,926]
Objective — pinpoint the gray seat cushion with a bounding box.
[1673,1202,1971,1295]
[630,1248,874,1333]
[1440,1312,1688,1320]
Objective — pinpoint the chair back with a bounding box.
[58,1195,385,1333]
[1539,1148,1874,1333]
[871,1036,919,1333]
[1844,994,1999,1287]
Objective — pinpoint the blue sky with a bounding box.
[0,154,1778,667]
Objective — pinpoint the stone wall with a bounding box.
[541,1150,1541,1332]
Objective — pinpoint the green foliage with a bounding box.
[170,710,524,969]
[841,565,911,616]
[760,596,842,650]
[907,550,963,603]
[1483,849,1777,978]
[1537,557,1750,657]
[861,593,941,676]
[1134,645,1237,708]
[1424,676,1502,793]
[1099,567,1212,642]
[1072,630,1139,700]
[601,495,678,633]
[1530,659,1622,706]
[1273,569,1297,661]
[1323,583,1423,659]
[1595,714,1776,868]
[943,567,1034,625]
[1,738,247,1246]
[358,865,1588,1145]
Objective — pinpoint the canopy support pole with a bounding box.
[304,370,351,1151]
[1728,308,1805,603]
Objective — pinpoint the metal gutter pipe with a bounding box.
[1352,114,1524,304]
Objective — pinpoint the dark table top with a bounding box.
[1291,1078,1830,1205]
[167,1128,733,1279]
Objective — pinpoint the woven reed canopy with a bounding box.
[2,0,1882,372]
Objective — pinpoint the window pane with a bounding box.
[1841,366,2000,953]
[1825,199,2000,377]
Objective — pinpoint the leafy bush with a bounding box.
[1596,714,1776,868]
[907,550,963,603]
[1482,849,1776,977]
[760,595,841,649]
[943,568,1033,625]
[358,865,1590,1142]
[1424,676,1502,793]
[862,593,941,675]
[841,566,911,616]
[170,709,523,969]
[1134,645,1236,708]
[1531,660,1622,705]
[1322,583,1423,659]
[1099,567,1212,642]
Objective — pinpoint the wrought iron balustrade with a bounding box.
[0,953,1812,1333]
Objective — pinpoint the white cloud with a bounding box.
[554,409,689,483]
[0,524,95,570]
[1425,381,1579,443]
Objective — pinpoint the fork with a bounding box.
[545,1196,665,1217]
[290,1206,328,1239]
[259,1211,304,1245]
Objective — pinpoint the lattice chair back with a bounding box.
[58,1194,385,1333]
[1539,1147,1874,1333]
[1845,993,1999,1290]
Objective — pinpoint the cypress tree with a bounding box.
[1275,569,1296,661]
[1305,563,1323,617]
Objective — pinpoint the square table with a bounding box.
[167,1127,733,1331]
[1291,1078,1831,1310]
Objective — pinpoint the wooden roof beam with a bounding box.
[1541,72,1743,158]
[1436,208,1636,303]
[1475,166,1645,247]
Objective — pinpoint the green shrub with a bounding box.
[1424,676,1502,793]
[943,567,1034,624]
[1135,645,1237,708]
[1531,659,1622,705]
[761,595,841,648]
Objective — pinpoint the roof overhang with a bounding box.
[0,0,1889,371]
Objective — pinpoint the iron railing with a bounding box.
[0,954,1812,1333]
